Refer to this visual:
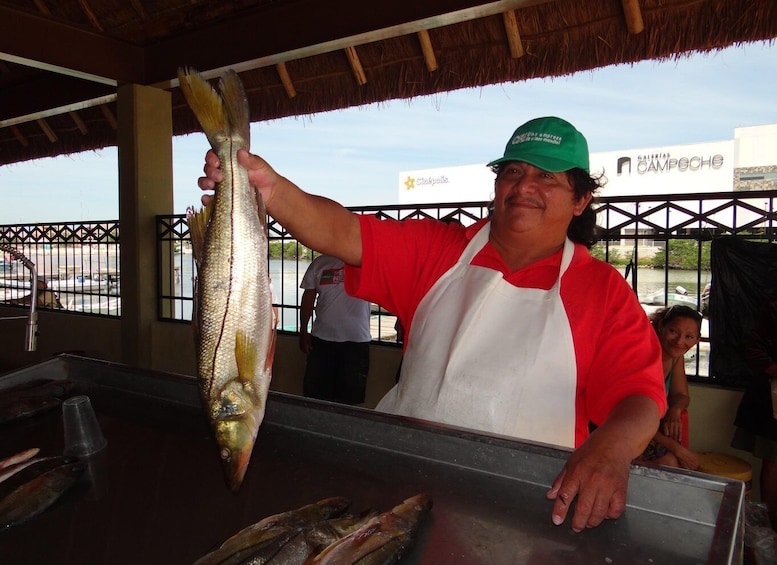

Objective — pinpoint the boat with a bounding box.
[50,274,108,293]
[643,286,699,307]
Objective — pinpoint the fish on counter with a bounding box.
[0,456,50,485]
[0,457,85,529]
[265,510,379,565]
[0,378,76,401]
[194,495,433,565]
[0,378,77,425]
[194,497,351,565]
[0,447,39,470]
[178,67,276,493]
[308,494,433,565]
[0,456,74,497]
[0,395,61,424]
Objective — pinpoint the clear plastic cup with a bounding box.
[62,395,107,457]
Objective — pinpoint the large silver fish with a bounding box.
[178,68,276,492]
[308,494,433,565]
[193,497,352,565]
[265,510,379,564]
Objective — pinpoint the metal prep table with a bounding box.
[0,355,744,564]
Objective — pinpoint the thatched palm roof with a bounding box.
[1,0,775,166]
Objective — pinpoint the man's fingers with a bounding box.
[606,489,627,520]
[549,470,581,528]
[551,492,572,526]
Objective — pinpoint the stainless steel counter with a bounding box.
[0,355,744,564]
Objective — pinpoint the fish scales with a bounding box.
[179,67,276,492]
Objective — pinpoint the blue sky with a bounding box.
[0,41,775,224]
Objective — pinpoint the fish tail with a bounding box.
[219,70,250,152]
[177,67,228,149]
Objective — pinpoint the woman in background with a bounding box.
[637,305,702,470]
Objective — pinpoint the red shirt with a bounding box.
[345,215,666,446]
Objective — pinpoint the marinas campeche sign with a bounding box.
[615,152,725,176]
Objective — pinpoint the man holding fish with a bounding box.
[198,116,666,533]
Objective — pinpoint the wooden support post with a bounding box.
[77,0,104,31]
[345,46,367,86]
[69,111,89,135]
[621,0,644,34]
[100,104,118,130]
[10,125,28,147]
[276,62,297,98]
[36,118,57,143]
[417,29,438,72]
[503,10,524,58]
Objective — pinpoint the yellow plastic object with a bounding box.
[698,451,752,496]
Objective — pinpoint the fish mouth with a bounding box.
[214,418,259,492]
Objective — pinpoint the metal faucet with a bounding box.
[0,244,38,352]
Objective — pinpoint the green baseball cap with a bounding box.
[487,116,590,173]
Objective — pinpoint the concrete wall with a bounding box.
[688,382,761,499]
[0,307,122,372]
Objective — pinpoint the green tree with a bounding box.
[650,240,711,270]
[590,244,626,266]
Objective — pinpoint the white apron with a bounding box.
[376,223,578,447]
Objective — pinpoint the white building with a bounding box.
[398,123,777,204]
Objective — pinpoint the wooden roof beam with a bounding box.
[36,118,57,143]
[69,111,88,135]
[129,0,148,20]
[32,0,51,16]
[502,10,524,58]
[99,104,117,130]
[345,46,367,86]
[10,125,28,147]
[417,29,438,72]
[78,0,104,32]
[621,0,645,34]
[276,62,297,98]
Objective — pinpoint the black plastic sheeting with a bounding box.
[709,237,777,387]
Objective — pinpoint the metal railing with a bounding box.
[0,221,120,316]
[158,190,777,381]
[3,189,776,380]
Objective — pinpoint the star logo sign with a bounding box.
[403,176,416,191]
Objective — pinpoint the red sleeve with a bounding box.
[344,215,469,345]
[562,250,667,446]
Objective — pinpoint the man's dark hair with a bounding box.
[567,168,605,248]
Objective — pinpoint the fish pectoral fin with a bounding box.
[235,330,259,386]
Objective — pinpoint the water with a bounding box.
[629,268,711,306]
[149,256,717,377]
[172,256,310,331]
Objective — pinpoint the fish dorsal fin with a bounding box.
[186,205,211,269]
[219,70,250,152]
